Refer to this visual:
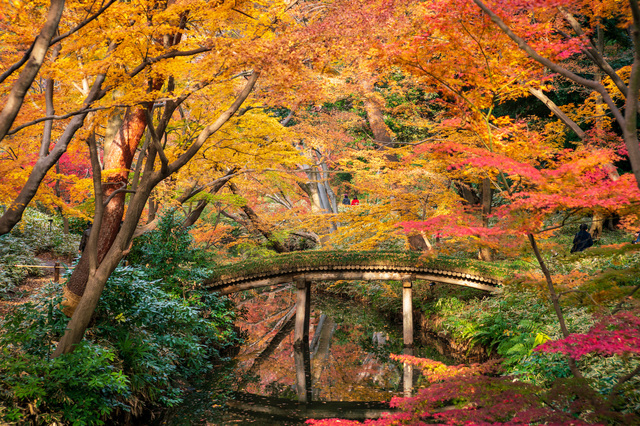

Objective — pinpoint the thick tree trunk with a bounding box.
[53,70,260,355]
[590,211,605,241]
[361,79,393,149]
[298,180,325,214]
[62,107,148,316]
[408,232,432,251]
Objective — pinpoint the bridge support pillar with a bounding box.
[402,280,414,397]
[294,277,311,344]
[294,277,312,402]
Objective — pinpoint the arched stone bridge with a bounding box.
[203,250,504,295]
[203,251,508,402]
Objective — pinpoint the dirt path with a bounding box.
[0,254,70,318]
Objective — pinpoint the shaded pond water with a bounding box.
[165,284,454,425]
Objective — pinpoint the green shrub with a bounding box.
[0,234,43,298]
[10,210,79,258]
[1,212,241,423]
[0,209,81,298]
[93,265,240,408]
[0,288,129,425]
[127,210,211,294]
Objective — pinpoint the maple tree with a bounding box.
[0,0,117,235]
[2,0,640,422]
[472,0,640,192]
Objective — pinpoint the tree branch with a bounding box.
[0,0,65,142]
[51,0,118,45]
[471,0,625,126]
[557,7,627,94]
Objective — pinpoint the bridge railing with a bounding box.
[203,250,514,287]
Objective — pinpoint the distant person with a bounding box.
[342,194,350,205]
[351,195,360,206]
[633,230,640,244]
[570,224,593,253]
[79,224,92,253]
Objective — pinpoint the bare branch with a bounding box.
[557,7,627,95]
[7,106,105,136]
[0,0,65,142]
[51,0,118,45]
[103,186,136,207]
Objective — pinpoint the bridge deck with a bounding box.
[203,250,507,294]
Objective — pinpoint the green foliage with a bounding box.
[0,288,129,425]
[10,209,79,257]
[93,265,240,408]
[1,212,241,423]
[128,210,211,293]
[421,287,640,415]
[67,216,92,235]
[428,291,582,385]
[0,210,80,297]
[0,234,42,298]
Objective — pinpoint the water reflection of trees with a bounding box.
[231,285,406,402]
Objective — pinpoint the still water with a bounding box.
[165,284,452,425]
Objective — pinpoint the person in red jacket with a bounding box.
[350,195,360,206]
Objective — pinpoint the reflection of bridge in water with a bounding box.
[203,251,504,406]
[227,392,396,422]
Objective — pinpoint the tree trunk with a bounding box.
[229,181,288,253]
[54,71,259,354]
[408,232,432,251]
[62,107,149,317]
[361,79,393,149]
[0,74,106,236]
[590,211,604,241]
[147,196,158,223]
[0,0,65,142]
[478,178,493,261]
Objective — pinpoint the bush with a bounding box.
[10,210,80,258]
[0,234,43,298]
[1,212,241,423]
[93,265,240,409]
[0,288,129,425]
[127,210,211,294]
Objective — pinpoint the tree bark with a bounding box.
[62,106,149,316]
[0,0,65,142]
[229,181,288,253]
[54,70,260,355]
[527,87,585,138]
[361,79,393,149]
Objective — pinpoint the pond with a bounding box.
[163,283,454,425]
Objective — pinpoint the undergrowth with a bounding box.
[0,211,240,425]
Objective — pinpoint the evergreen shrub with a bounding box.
[0,212,240,424]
